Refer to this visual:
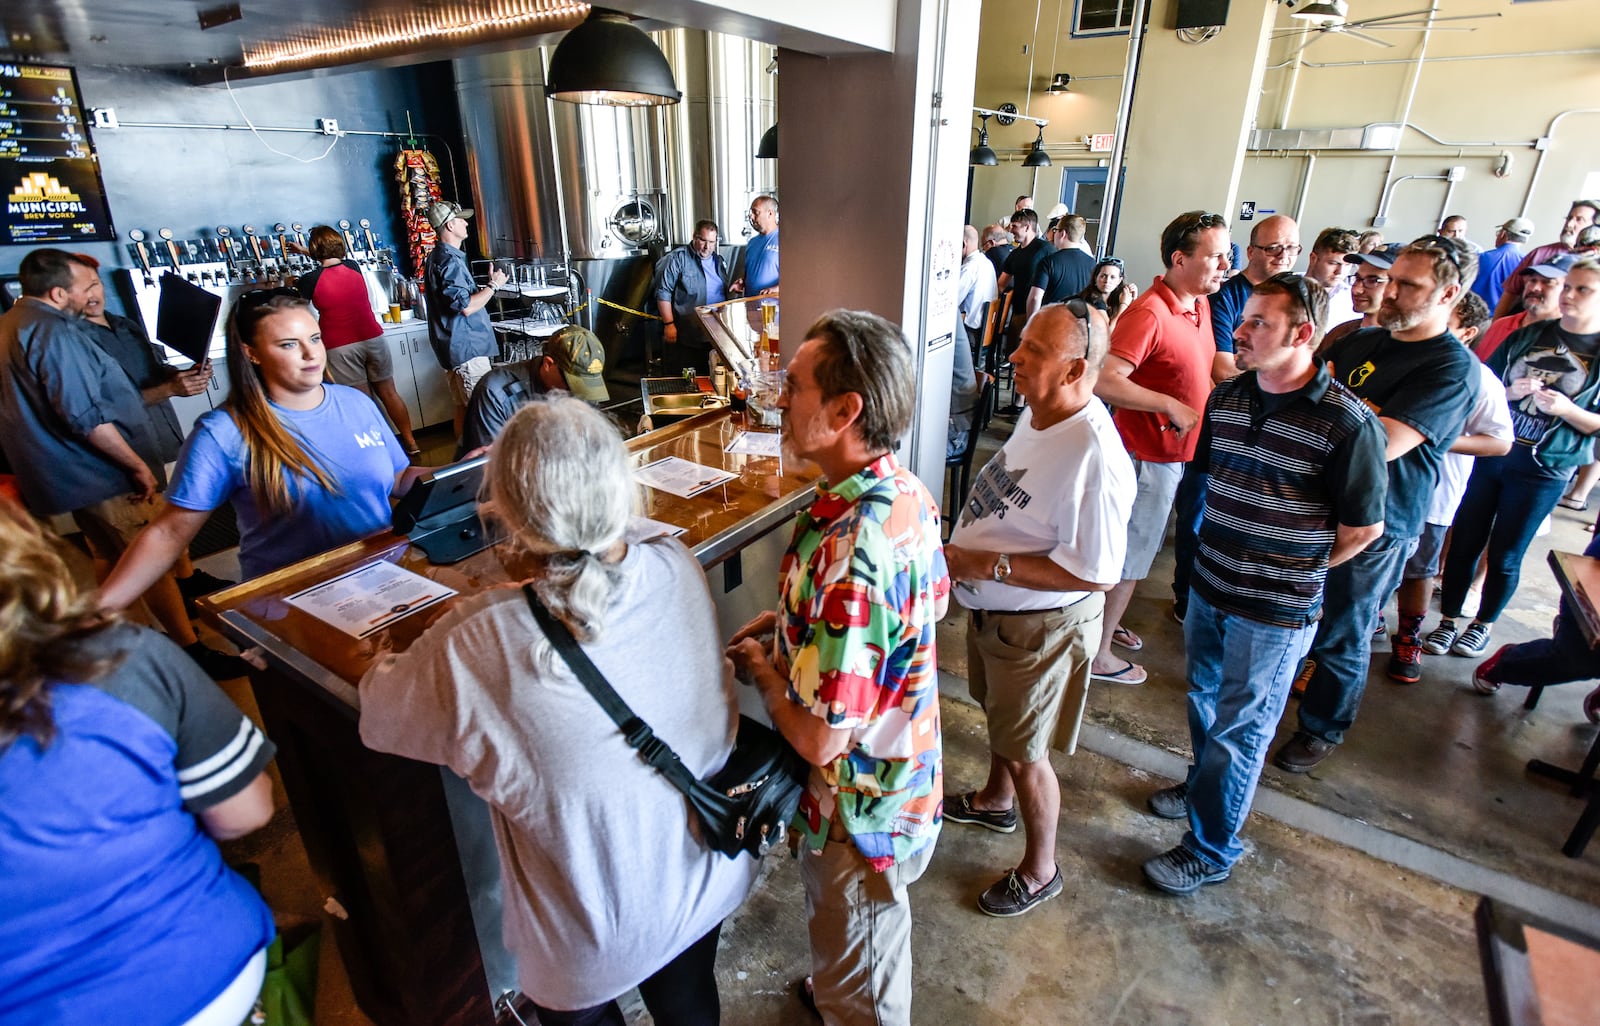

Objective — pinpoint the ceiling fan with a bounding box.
[1276,2,1501,54]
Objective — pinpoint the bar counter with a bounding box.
[199,408,819,1026]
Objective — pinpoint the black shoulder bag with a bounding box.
[523,584,808,859]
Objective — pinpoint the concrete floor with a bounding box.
[195,421,1600,1025]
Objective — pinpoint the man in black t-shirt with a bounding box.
[1028,215,1097,320]
[997,209,1049,351]
[1274,236,1480,775]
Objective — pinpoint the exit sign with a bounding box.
[1088,133,1115,152]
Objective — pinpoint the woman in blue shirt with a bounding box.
[0,503,277,1026]
[101,291,432,603]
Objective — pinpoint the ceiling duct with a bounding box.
[1248,125,1400,150]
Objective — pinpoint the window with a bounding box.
[1074,0,1136,36]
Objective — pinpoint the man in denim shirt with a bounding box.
[424,200,507,436]
[654,220,727,373]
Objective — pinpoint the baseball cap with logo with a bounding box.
[546,325,609,402]
[1527,252,1578,278]
[1343,243,1405,271]
[1497,217,1534,241]
[426,200,474,231]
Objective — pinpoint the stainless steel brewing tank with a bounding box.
[452,51,565,261]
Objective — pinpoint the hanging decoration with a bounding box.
[394,148,443,277]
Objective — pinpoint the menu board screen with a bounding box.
[1,63,115,245]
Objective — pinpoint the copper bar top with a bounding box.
[198,409,819,709]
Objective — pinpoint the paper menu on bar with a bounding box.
[633,456,737,498]
[286,560,457,639]
[724,431,783,458]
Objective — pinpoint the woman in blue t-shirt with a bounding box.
[0,503,278,1025]
[101,291,436,604]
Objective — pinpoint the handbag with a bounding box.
[523,584,808,858]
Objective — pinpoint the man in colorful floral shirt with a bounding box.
[729,309,949,1026]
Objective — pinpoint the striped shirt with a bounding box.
[1191,363,1388,628]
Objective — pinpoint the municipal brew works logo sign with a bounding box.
[7,171,88,215]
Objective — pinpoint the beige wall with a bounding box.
[971,0,1600,285]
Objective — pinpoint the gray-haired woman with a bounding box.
[359,397,754,1026]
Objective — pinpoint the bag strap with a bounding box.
[522,584,700,796]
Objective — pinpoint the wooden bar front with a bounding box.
[200,410,819,1026]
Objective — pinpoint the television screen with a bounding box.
[1,62,116,245]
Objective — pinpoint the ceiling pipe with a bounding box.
[1520,108,1600,219]
[1266,46,1600,71]
[1372,1,1436,229]
[1096,0,1148,257]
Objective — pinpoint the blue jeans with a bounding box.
[1440,449,1573,623]
[1181,590,1317,869]
[1171,463,1206,614]
[1296,531,1414,745]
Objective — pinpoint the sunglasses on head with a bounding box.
[1268,272,1317,326]
[235,287,301,312]
[1412,234,1466,278]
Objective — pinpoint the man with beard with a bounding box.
[1473,255,1574,362]
[1274,236,1479,773]
[1494,199,1598,317]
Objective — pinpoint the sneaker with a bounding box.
[1452,621,1493,657]
[1141,845,1231,896]
[1290,658,1315,699]
[182,641,251,681]
[1147,782,1189,820]
[977,867,1063,917]
[1472,644,1509,695]
[177,569,237,617]
[1421,620,1459,656]
[943,791,1018,834]
[1387,635,1422,684]
[1372,613,1386,640]
[1272,731,1337,773]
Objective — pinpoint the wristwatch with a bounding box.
[992,553,1011,582]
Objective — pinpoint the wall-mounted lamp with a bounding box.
[971,114,999,166]
[1047,73,1072,93]
[1022,125,1052,167]
[547,9,682,106]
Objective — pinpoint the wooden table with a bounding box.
[1477,896,1600,1026]
[200,409,819,1026]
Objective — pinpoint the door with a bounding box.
[386,329,426,429]
[1060,169,1109,245]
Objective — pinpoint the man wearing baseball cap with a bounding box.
[1321,243,1404,350]
[1472,253,1573,363]
[1471,217,1534,312]
[423,199,508,437]
[1494,199,1599,317]
[456,325,610,455]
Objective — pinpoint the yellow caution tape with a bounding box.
[594,296,664,321]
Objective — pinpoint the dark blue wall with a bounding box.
[2,61,466,315]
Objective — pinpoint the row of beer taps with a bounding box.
[124,219,393,289]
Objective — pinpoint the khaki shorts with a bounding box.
[71,492,161,562]
[447,355,494,407]
[966,593,1105,762]
[324,336,394,388]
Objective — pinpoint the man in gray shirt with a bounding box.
[424,200,509,437]
[0,248,160,516]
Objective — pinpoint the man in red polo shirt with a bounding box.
[1089,211,1230,684]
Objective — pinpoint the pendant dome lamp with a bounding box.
[547,9,682,106]
[756,123,778,158]
[971,114,999,166]
[1022,124,1051,167]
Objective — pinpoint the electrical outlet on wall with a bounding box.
[317,118,340,136]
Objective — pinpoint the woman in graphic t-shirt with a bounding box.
[99,291,440,605]
[1426,259,1600,661]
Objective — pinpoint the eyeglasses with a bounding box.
[1349,273,1390,289]
[1269,272,1317,326]
[1251,242,1303,258]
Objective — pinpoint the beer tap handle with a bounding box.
[127,229,154,285]
[158,227,181,271]
[338,219,356,256]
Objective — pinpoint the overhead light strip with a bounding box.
[242,0,591,72]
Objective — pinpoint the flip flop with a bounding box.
[1558,497,1589,511]
[797,977,820,1020]
[1111,625,1143,652]
[1091,660,1148,686]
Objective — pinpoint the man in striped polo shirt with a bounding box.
[1141,275,1387,895]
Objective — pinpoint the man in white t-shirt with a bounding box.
[941,301,1136,918]
[1396,292,1513,681]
